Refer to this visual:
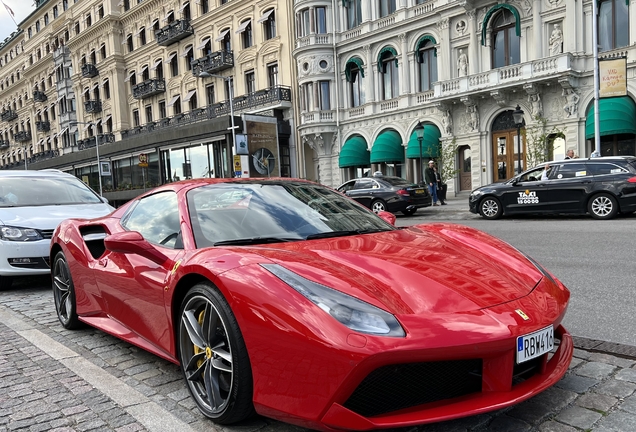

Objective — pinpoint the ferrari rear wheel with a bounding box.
[52,252,83,330]
[178,283,254,424]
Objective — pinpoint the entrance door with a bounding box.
[458,146,472,191]
[492,130,525,181]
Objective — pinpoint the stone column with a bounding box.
[364,45,375,103]
[533,0,542,59]
[564,0,577,54]
[437,18,451,80]
[399,33,410,94]
[467,10,478,74]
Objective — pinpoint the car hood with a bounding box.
[249,224,543,315]
[0,203,114,229]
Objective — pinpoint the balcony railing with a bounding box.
[191,50,233,76]
[27,149,60,164]
[36,121,51,132]
[0,140,9,149]
[132,79,166,99]
[33,91,48,102]
[77,133,115,150]
[1,110,18,122]
[121,85,291,139]
[156,20,194,46]
[84,100,102,113]
[81,63,99,78]
[15,131,32,142]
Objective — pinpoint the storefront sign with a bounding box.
[235,134,249,155]
[599,58,627,98]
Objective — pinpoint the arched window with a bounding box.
[44,14,49,25]
[261,9,276,40]
[417,38,437,92]
[36,21,40,32]
[53,6,58,18]
[100,44,106,59]
[490,9,520,68]
[378,47,398,100]
[379,0,396,17]
[220,29,231,52]
[154,60,163,79]
[127,34,134,52]
[141,65,150,81]
[90,50,96,64]
[182,3,191,21]
[184,45,194,71]
[346,0,362,29]
[139,27,147,45]
[103,79,110,99]
[599,0,628,51]
[166,10,175,24]
[239,20,252,48]
[169,52,179,76]
[345,58,364,108]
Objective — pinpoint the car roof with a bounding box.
[0,169,75,178]
[549,156,636,164]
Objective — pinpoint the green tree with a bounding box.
[438,137,461,184]
[523,115,566,168]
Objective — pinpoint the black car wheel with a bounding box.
[371,199,387,214]
[588,193,618,220]
[479,197,503,220]
[178,283,254,424]
[402,208,417,216]
[52,252,83,329]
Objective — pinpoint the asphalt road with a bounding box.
[400,209,636,348]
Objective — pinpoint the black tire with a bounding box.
[479,197,503,220]
[0,275,13,291]
[370,199,387,214]
[52,251,83,330]
[402,208,417,216]
[588,193,618,220]
[178,283,254,424]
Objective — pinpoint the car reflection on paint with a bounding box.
[469,156,636,220]
[337,173,432,216]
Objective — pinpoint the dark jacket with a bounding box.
[424,167,436,185]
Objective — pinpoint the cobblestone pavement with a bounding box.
[2,272,636,431]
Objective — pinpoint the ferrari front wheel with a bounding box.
[52,251,83,329]
[178,283,254,424]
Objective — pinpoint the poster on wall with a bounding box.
[599,58,627,98]
[245,119,279,178]
[99,161,112,176]
[235,133,249,155]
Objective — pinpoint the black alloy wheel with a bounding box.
[178,283,254,424]
[52,251,83,329]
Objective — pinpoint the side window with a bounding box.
[122,192,182,248]
[553,163,589,179]
[338,180,356,193]
[587,162,626,176]
[354,179,375,190]
[519,166,546,182]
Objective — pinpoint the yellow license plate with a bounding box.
[415,189,424,194]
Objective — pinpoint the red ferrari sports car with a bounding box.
[50,178,572,431]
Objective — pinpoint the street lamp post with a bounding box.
[512,105,525,175]
[71,121,102,196]
[414,121,425,185]
[197,71,237,172]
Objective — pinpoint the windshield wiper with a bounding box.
[305,228,388,240]
[213,237,300,246]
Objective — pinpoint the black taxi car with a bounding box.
[337,174,432,216]
[469,156,636,220]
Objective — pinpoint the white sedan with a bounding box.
[0,169,114,289]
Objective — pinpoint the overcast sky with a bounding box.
[1,1,36,44]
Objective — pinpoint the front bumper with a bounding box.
[0,239,52,276]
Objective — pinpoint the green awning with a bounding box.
[377,46,398,71]
[481,4,521,46]
[406,125,441,159]
[370,130,404,164]
[339,135,370,168]
[344,57,365,82]
[415,35,437,58]
[585,96,636,140]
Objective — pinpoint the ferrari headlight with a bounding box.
[262,264,405,337]
[0,226,43,242]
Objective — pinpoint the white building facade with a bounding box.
[292,0,636,193]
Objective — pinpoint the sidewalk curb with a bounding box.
[573,336,636,359]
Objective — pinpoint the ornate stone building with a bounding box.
[293,0,636,192]
[0,0,297,205]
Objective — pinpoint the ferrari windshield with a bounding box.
[187,181,396,248]
[0,176,102,207]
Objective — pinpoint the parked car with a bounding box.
[469,156,636,220]
[51,178,572,431]
[0,170,113,289]
[337,174,432,215]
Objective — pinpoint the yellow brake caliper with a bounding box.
[194,310,206,368]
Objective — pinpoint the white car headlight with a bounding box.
[0,226,44,241]
[262,264,405,337]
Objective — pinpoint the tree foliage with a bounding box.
[438,138,461,184]
[523,115,566,168]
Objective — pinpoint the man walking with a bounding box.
[425,160,440,206]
